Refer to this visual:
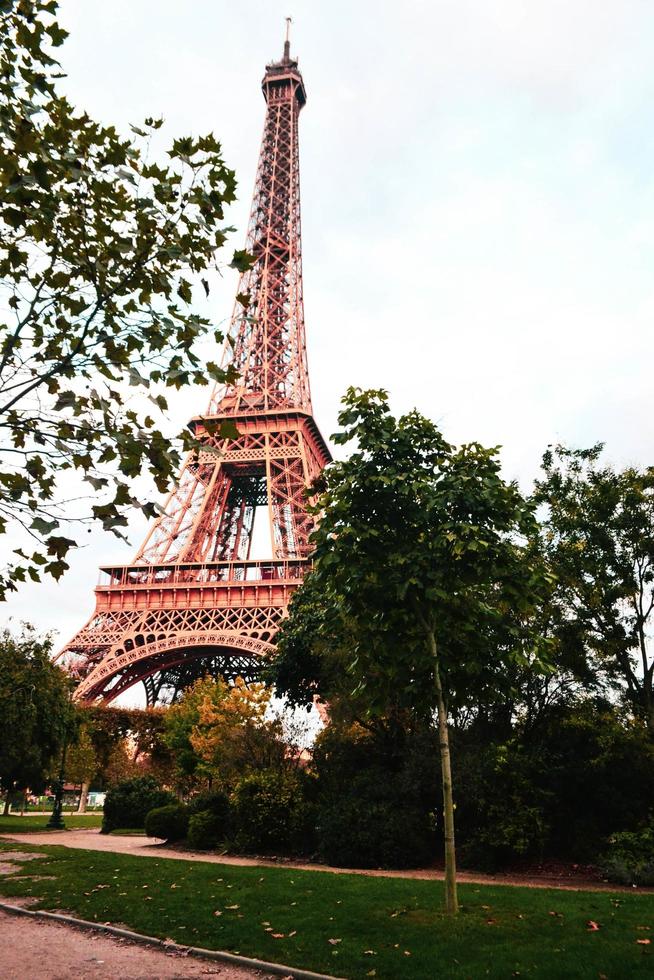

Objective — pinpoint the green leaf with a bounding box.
[230,250,255,273]
[30,517,59,535]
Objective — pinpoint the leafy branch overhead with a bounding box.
[0,0,253,596]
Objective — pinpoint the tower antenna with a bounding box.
[284,16,292,61]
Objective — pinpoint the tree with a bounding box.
[164,675,287,793]
[535,445,654,730]
[271,388,550,913]
[0,0,248,597]
[102,739,140,788]
[64,724,96,812]
[163,676,228,791]
[189,677,288,791]
[0,623,74,809]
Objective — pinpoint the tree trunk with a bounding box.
[2,795,10,816]
[77,781,89,814]
[428,629,458,915]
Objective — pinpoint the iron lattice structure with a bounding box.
[58,39,330,704]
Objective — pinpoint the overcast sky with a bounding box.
[4,0,654,646]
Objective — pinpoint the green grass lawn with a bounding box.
[0,812,102,833]
[0,842,652,978]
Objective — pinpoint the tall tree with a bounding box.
[0,624,74,809]
[0,0,246,597]
[271,388,550,914]
[535,444,654,730]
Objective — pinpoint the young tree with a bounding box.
[272,388,550,914]
[0,0,246,597]
[64,725,96,812]
[0,624,74,810]
[535,445,654,730]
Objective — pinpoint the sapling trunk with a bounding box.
[428,629,458,915]
[77,781,89,814]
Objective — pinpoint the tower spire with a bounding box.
[57,36,330,706]
[208,24,308,417]
[284,16,292,62]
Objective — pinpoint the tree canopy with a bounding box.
[0,623,74,797]
[535,444,654,730]
[164,676,287,793]
[0,0,247,597]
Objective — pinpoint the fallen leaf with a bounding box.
[225,904,240,910]
[213,911,222,917]
[364,950,376,955]
[272,933,285,939]
[637,939,652,945]
[587,921,601,932]
[367,971,377,977]
[328,938,342,945]
[637,926,651,931]
[288,930,297,938]
[404,950,411,956]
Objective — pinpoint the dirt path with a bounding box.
[1,827,639,893]
[0,908,268,979]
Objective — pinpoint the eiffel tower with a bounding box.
[59,32,330,705]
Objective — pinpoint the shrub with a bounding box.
[101,776,175,834]
[311,724,437,869]
[601,827,654,886]
[317,796,433,869]
[229,770,313,855]
[188,789,230,822]
[144,803,189,841]
[187,809,225,850]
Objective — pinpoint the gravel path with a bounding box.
[0,908,269,979]
[1,827,638,892]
